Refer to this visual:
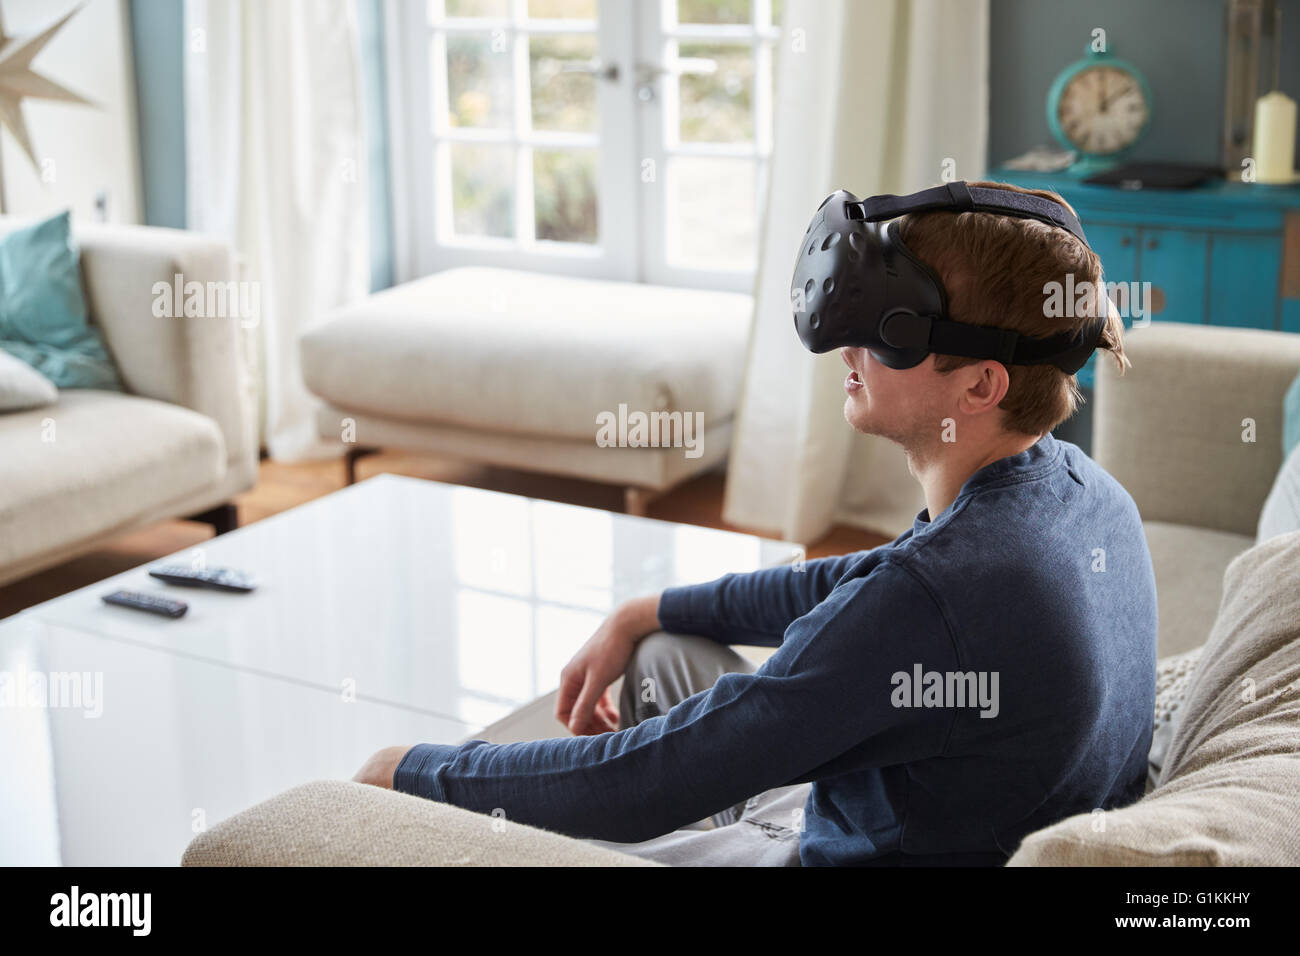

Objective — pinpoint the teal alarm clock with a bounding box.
[1047,46,1152,176]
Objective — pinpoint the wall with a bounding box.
[988,0,1300,169]
[357,0,394,292]
[0,0,142,222]
[129,0,185,228]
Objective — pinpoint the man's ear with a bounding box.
[955,361,1010,417]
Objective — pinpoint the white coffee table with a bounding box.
[0,475,794,865]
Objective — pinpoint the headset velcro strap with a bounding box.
[946,181,975,211]
[850,181,1090,250]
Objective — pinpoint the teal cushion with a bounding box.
[1285,370,1300,460]
[0,211,121,390]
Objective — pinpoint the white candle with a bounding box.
[1253,91,1297,184]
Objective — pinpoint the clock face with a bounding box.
[1055,64,1149,155]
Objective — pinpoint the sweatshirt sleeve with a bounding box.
[393,560,958,844]
[656,552,867,647]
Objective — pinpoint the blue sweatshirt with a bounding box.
[394,433,1158,865]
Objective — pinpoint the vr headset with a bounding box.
[790,181,1105,374]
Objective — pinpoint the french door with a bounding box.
[385,0,781,291]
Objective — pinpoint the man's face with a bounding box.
[840,347,956,445]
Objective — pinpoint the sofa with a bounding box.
[299,267,752,514]
[183,322,1300,866]
[0,222,258,587]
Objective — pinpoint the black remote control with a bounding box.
[148,564,256,593]
[102,590,189,618]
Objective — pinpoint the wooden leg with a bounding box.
[624,487,655,517]
[344,446,380,485]
[188,503,239,536]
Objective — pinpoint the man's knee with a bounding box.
[625,632,719,688]
[621,632,712,724]
[623,632,752,720]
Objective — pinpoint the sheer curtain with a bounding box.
[184,0,370,459]
[723,0,990,544]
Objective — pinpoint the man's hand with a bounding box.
[557,594,662,736]
[353,745,412,789]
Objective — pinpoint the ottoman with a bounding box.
[300,267,753,513]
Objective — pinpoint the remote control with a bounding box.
[102,590,189,618]
[147,564,257,593]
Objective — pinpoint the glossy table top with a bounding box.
[0,475,794,864]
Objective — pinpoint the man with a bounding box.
[355,181,1158,866]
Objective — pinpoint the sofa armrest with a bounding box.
[74,223,257,479]
[1094,322,1300,536]
[182,780,659,867]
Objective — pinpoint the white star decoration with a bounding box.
[0,3,92,171]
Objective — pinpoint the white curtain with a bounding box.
[184,0,369,459]
[723,0,990,544]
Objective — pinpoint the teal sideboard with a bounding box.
[991,169,1300,390]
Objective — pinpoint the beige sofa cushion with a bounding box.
[300,267,752,441]
[1008,530,1300,866]
[182,780,659,867]
[1143,521,1253,657]
[1094,323,1300,537]
[0,390,225,568]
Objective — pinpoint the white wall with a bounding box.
[0,0,142,223]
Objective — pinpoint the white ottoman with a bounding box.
[301,267,753,512]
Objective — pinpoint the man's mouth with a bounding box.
[842,350,864,393]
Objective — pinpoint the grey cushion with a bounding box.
[1147,647,1203,792]
[0,347,57,411]
[1008,531,1300,866]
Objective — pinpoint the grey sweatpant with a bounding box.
[583,633,810,866]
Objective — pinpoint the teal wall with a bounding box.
[988,0,1300,169]
[357,0,395,292]
[129,0,186,229]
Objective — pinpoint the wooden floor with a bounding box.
[0,452,889,620]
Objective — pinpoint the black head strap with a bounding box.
[877,217,1106,374]
[846,181,1091,250]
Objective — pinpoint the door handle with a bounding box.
[634,58,718,102]
[538,57,620,82]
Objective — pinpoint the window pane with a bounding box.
[770,0,784,25]
[450,144,515,238]
[679,42,753,143]
[439,0,509,18]
[668,156,755,268]
[529,34,598,133]
[527,0,597,18]
[534,149,598,243]
[445,33,512,129]
[676,0,750,24]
